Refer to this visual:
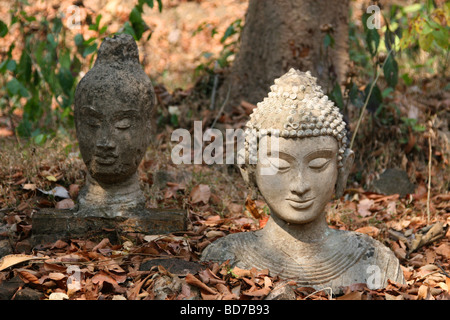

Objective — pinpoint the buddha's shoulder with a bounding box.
[200,231,260,264]
[335,229,405,283]
[336,229,395,255]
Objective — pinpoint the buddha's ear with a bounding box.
[335,149,354,199]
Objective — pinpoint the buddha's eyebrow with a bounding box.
[305,149,334,160]
[81,105,102,117]
[267,151,295,162]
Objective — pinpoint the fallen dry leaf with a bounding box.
[436,243,450,259]
[245,195,261,219]
[190,184,211,204]
[18,270,40,284]
[185,273,217,295]
[231,267,252,279]
[417,285,434,300]
[48,272,66,281]
[0,254,47,271]
[68,184,80,199]
[336,291,363,300]
[355,226,380,237]
[357,198,374,217]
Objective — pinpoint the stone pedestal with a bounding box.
[32,207,187,244]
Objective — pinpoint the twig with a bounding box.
[435,261,450,278]
[210,82,231,129]
[350,48,394,150]
[209,61,219,110]
[303,287,333,300]
[418,270,441,281]
[426,133,432,224]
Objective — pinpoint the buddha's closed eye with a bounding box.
[267,157,291,171]
[115,118,132,129]
[308,158,331,169]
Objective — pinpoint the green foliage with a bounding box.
[0,0,164,141]
[194,18,243,76]
[121,0,163,41]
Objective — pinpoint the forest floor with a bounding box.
[0,0,449,301]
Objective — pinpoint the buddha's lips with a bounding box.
[94,154,118,165]
[286,197,315,209]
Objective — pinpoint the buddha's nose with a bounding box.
[290,175,311,196]
[96,131,116,151]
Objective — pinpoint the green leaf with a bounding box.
[99,25,108,35]
[52,17,63,34]
[221,19,241,43]
[403,3,423,13]
[401,73,413,86]
[0,59,16,73]
[83,43,98,57]
[418,32,433,52]
[0,20,8,37]
[120,22,137,39]
[431,28,449,50]
[17,49,32,83]
[74,33,84,46]
[329,82,344,109]
[6,78,29,97]
[34,133,47,146]
[364,83,382,113]
[156,0,163,12]
[129,7,148,40]
[6,59,16,71]
[58,67,74,95]
[383,54,398,88]
[366,28,380,57]
[384,28,396,51]
[382,87,394,98]
[323,33,334,48]
[47,33,57,49]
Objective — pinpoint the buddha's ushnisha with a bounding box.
[202,69,404,293]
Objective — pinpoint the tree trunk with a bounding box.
[220,0,349,110]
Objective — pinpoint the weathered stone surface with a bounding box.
[73,33,156,217]
[13,287,44,300]
[32,207,187,244]
[0,276,24,300]
[32,34,187,243]
[0,239,12,258]
[371,168,415,197]
[201,69,405,294]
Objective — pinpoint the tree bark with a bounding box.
[220,0,349,110]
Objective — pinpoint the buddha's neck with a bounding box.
[86,173,141,194]
[79,173,145,209]
[262,213,332,244]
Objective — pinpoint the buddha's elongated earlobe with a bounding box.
[335,148,354,198]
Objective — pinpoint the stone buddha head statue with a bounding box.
[202,69,404,291]
[239,68,354,226]
[73,34,155,215]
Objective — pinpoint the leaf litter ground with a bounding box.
[0,0,449,301]
[0,132,448,300]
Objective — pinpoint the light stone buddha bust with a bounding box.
[201,68,404,294]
